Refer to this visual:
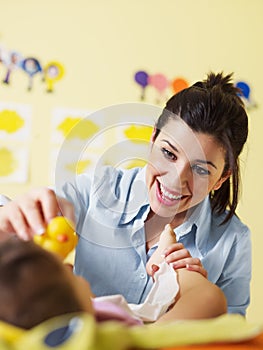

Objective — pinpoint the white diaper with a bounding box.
[95,262,179,323]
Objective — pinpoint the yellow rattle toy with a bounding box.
[33,216,78,259]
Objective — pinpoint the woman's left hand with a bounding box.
[162,243,208,278]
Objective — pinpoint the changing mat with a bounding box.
[0,313,262,350]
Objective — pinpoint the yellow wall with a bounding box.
[0,0,262,322]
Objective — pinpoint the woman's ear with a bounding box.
[213,170,231,191]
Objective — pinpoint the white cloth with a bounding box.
[95,262,179,323]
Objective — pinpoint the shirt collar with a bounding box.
[119,166,150,225]
[175,196,212,256]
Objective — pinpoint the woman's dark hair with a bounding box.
[154,72,248,224]
[0,237,84,329]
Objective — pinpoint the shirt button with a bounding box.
[140,273,146,279]
[134,239,142,245]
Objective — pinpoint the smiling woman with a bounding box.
[0,72,251,322]
[154,73,248,224]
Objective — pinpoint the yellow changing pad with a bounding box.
[0,313,262,350]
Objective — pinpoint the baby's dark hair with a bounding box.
[155,72,248,223]
[0,237,84,329]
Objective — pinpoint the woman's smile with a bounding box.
[146,118,227,218]
[156,180,184,206]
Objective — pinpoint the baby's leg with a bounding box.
[146,224,176,276]
[156,268,227,322]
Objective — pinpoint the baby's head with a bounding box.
[0,237,93,329]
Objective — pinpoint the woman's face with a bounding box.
[146,118,228,219]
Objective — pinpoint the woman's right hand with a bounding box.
[0,187,75,241]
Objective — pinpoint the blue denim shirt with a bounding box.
[62,166,251,316]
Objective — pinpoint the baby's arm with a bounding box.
[146,224,176,276]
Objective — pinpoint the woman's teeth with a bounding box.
[160,184,182,200]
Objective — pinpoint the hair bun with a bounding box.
[193,72,244,106]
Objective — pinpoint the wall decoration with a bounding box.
[0,102,32,141]
[0,43,65,92]
[21,57,42,91]
[0,145,29,183]
[50,107,108,184]
[106,122,153,170]
[100,104,159,171]
[134,70,189,104]
[56,116,99,141]
[44,61,65,93]
[51,107,104,145]
[148,73,170,104]
[171,77,189,94]
[134,70,149,100]
[0,102,32,184]
[53,103,160,190]
[1,51,23,85]
[50,146,99,185]
[134,70,257,110]
[235,81,258,110]
[123,124,153,144]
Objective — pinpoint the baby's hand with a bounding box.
[146,224,176,276]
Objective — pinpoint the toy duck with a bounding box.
[33,216,78,259]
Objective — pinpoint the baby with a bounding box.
[0,225,227,329]
[0,237,93,329]
[0,228,178,329]
[0,237,141,329]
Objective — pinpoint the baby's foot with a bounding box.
[146,224,177,276]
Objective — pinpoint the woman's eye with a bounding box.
[161,148,176,161]
[192,165,210,176]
